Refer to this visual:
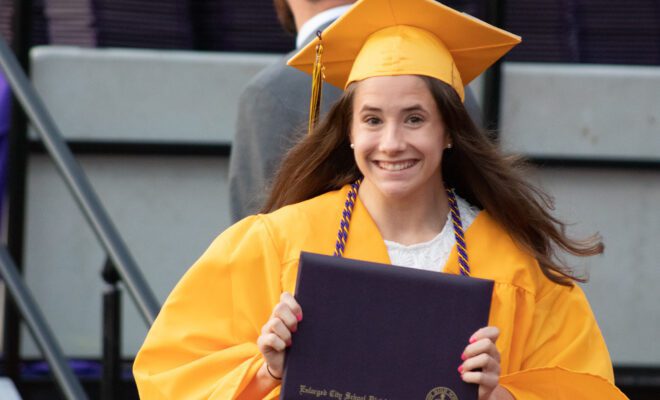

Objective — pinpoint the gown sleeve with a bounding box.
[499,283,629,399]
[133,215,283,399]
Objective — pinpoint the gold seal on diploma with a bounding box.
[426,386,459,400]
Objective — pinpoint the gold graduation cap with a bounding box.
[287,0,521,133]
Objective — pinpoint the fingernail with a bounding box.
[461,353,466,361]
[469,337,476,344]
[458,365,463,374]
[296,314,303,322]
[287,339,292,346]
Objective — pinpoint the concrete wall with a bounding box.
[500,63,660,159]
[23,155,231,357]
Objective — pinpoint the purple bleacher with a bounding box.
[189,0,293,52]
[92,0,194,49]
[505,0,660,65]
[44,0,96,46]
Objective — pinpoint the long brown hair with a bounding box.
[262,76,603,285]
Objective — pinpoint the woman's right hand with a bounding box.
[257,292,303,380]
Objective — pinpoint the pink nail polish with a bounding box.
[458,366,463,374]
[469,337,476,344]
[461,353,466,361]
[297,314,303,322]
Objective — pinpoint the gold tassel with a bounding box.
[308,31,324,135]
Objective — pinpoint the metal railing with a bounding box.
[0,247,88,400]
[0,36,159,325]
[0,32,160,398]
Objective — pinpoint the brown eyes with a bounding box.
[407,115,424,124]
[364,117,382,126]
[362,115,424,125]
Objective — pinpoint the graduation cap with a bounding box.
[287,0,521,133]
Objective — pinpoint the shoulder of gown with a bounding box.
[459,211,627,398]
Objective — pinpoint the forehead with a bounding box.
[352,75,434,108]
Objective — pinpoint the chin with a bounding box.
[372,181,420,200]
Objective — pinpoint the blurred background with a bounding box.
[0,0,658,399]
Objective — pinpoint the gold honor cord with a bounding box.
[308,31,325,135]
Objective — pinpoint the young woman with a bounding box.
[133,0,626,398]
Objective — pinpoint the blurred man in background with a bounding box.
[229,0,354,222]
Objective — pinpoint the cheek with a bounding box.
[415,134,444,152]
[349,117,362,141]
[352,134,379,158]
[351,138,378,174]
[350,126,373,151]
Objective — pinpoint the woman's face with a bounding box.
[350,75,449,201]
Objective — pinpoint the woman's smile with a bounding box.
[374,159,419,172]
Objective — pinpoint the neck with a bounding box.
[358,179,449,246]
[291,0,352,31]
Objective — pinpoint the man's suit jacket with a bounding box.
[229,28,342,221]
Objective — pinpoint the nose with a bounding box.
[378,122,406,154]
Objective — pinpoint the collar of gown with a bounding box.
[338,184,488,277]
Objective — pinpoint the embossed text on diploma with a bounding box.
[298,385,388,400]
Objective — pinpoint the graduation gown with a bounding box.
[133,185,627,399]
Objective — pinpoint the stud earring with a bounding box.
[447,143,453,149]
[350,143,355,149]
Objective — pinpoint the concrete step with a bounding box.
[0,377,22,400]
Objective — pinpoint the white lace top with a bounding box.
[384,195,479,272]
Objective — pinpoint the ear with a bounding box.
[445,129,454,147]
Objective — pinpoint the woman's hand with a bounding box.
[459,326,513,400]
[257,292,303,380]
[238,293,303,399]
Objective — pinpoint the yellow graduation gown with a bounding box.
[133,185,627,399]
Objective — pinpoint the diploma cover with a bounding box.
[280,252,494,400]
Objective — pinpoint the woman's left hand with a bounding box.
[459,326,513,400]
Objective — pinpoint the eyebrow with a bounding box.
[358,104,428,113]
[401,104,427,113]
[359,105,382,113]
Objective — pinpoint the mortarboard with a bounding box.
[287,0,521,132]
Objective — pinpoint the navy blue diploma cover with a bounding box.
[280,252,494,400]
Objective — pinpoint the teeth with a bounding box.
[377,160,416,171]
